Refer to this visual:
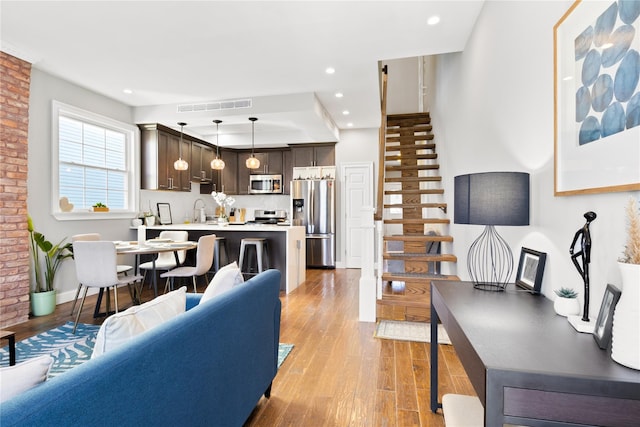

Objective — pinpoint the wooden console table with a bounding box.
[430,280,640,427]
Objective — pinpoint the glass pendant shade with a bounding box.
[174,122,189,171]
[211,157,225,170]
[246,155,260,169]
[211,119,225,170]
[246,117,259,169]
[174,158,189,171]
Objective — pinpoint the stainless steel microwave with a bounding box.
[249,174,283,194]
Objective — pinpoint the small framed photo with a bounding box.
[157,203,172,225]
[593,284,621,350]
[515,248,547,294]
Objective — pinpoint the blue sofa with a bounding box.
[1,269,282,427]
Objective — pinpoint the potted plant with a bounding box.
[144,211,155,226]
[612,197,640,369]
[92,202,109,212]
[28,215,73,316]
[553,287,579,317]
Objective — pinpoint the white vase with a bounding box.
[554,296,580,317]
[611,262,640,370]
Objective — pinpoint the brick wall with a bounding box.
[0,51,31,327]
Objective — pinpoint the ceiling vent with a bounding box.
[177,98,252,113]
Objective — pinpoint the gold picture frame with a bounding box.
[554,0,640,196]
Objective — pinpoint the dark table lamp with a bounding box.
[454,172,530,291]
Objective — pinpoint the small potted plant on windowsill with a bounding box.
[92,202,109,212]
[553,287,579,317]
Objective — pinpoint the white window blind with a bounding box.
[52,101,138,219]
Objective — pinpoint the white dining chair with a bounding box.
[71,241,143,333]
[139,230,189,287]
[161,234,215,293]
[69,233,134,316]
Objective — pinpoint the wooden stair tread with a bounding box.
[384,189,444,195]
[382,272,459,281]
[386,124,432,134]
[386,134,435,143]
[384,176,442,183]
[385,164,440,171]
[384,202,447,209]
[384,234,453,242]
[383,218,450,224]
[383,252,457,262]
[385,153,437,161]
[386,143,435,152]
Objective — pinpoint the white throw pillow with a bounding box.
[200,261,244,303]
[0,355,53,402]
[92,287,187,358]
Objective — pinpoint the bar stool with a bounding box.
[213,237,230,273]
[238,238,269,277]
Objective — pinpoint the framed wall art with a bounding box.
[515,248,547,294]
[554,0,640,196]
[593,284,621,349]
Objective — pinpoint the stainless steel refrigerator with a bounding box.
[291,179,336,268]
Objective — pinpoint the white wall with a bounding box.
[27,69,137,302]
[432,0,640,320]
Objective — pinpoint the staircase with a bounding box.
[377,112,459,322]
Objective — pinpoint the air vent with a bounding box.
[177,99,252,113]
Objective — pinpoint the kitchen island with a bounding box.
[135,223,306,293]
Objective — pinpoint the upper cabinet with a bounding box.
[191,142,215,184]
[238,150,284,175]
[139,123,191,192]
[220,149,238,195]
[291,143,335,167]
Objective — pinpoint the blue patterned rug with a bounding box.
[0,322,99,377]
[1,322,294,376]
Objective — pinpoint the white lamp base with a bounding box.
[568,315,594,333]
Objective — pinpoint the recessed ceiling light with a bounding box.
[347,123,353,127]
[427,16,440,25]
[123,88,133,94]
[325,67,336,74]
[342,110,350,115]
[335,92,343,98]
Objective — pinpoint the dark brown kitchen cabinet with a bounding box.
[139,123,191,191]
[238,150,283,175]
[191,142,215,184]
[220,149,238,195]
[290,143,335,167]
[282,149,292,194]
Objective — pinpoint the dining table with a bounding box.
[115,239,198,302]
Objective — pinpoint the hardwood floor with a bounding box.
[8,268,475,426]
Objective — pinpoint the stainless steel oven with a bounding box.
[249,174,283,194]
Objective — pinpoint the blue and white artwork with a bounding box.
[574,0,640,145]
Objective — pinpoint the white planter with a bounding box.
[145,216,155,226]
[554,296,580,317]
[611,262,640,370]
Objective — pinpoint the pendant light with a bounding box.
[245,117,260,169]
[210,119,225,170]
[173,122,189,171]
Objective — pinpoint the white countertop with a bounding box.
[138,223,304,232]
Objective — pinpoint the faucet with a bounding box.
[193,198,206,223]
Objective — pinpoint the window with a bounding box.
[52,101,138,220]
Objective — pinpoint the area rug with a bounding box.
[1,321,295,375]
[0,321,100,377]
[374,320,452,344]
[278,343,294,369]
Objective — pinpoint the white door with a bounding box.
[341,162,373,268]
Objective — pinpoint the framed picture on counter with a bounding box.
[157,203,172,225]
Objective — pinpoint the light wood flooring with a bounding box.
[7,268,475,426]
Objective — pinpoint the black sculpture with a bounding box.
[570,211,596,322]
